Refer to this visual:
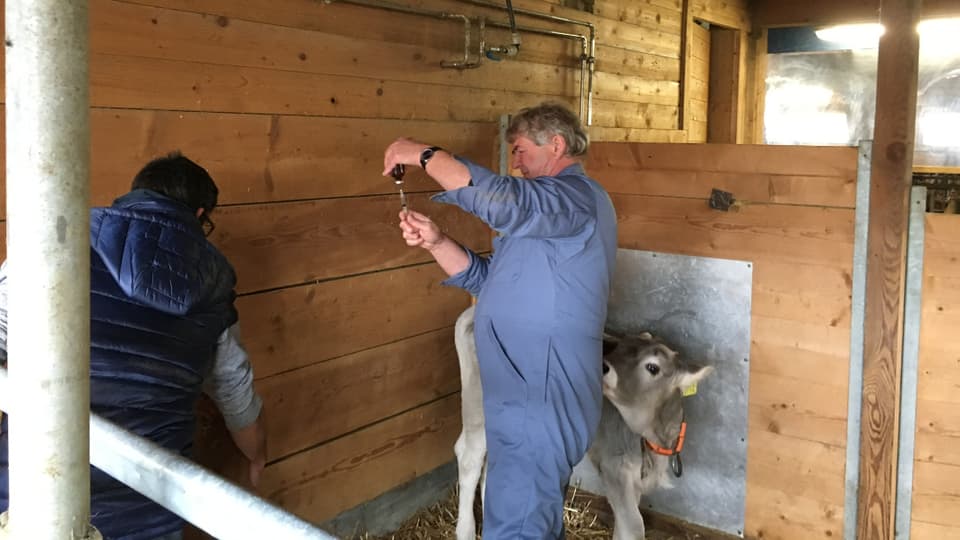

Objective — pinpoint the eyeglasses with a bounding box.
[199,213,216,237]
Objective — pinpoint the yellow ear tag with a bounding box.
[682,383,698,397]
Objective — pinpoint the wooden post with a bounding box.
[678,0,691,131]
[707,27,740,144]
[741,28,767,144]
[858,1,921,539]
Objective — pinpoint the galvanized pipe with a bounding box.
[441,14,482,69]
[894,186,927,540]
[453,0,597,124]
[0,369,338,540]
[843,140,872,540]
[88,415,337,540]
[328,0,593,123]
[455,0,592,29]
[2,0,93,538]
[586,34,596,125]
[449,16,591,121]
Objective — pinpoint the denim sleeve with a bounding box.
[203,323,263,431]
[432,157,595,238]
[440,247,489,297]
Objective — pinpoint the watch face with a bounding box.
[421,146,440,169]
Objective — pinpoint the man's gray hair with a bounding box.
[506,102,589,157]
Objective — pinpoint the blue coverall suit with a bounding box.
[434,157,617,539]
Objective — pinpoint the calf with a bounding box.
[591,332,712,540]
[452,305,711,540]
[453,305,486,540]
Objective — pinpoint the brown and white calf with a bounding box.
[452,306,711,540]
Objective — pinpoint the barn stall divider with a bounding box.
[323,141,857,539]
[581,141,959,540]
[332,140,960,540]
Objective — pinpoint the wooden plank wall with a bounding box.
[585,142,859,539]
[911,214,960,540]
[0,0,747,529]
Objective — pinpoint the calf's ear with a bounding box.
[602,332,620,357]
[676,364,713,392]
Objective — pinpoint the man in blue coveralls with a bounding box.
[383,102,617,539]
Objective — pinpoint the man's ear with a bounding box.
[551,134,567,157]
[195,208,205,218]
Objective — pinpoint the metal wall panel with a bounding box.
[571,248,752,537]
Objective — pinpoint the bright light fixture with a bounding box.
[815,23,884,48]
[815,18,960,50]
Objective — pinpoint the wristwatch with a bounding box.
[420,146,443,171]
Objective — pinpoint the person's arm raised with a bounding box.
[383,138,471,191]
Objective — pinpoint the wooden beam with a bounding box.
[259,328,462,461]
[690,0,751,30]
[858,0,921,538]
[608,193,854,267]
[707,27,740,143]
[678,0,691,130]
[193,394,462,524]
[260,395,461,523]
[586,141,858,176]
[212,195,490,294]
[741,28,768,144]
[754,0,956,28]
[237,264,472,379]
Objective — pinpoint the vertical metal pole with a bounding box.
[2,0,93,538]
[844,140,872,540]
[894,186,927,540]
[498,114,511,176]
[586,29,595,127]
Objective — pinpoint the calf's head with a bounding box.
[602,332,712,435]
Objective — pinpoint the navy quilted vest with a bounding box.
[1,189,238,539]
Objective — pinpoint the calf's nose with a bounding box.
[602,361,610,375]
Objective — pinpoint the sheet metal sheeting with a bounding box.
[571,248,752,537]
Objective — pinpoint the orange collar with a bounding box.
[643,420,687,456]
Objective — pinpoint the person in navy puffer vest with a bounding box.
[0,152,267,540]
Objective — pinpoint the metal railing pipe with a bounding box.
[0,369,338,540]
[88,415,337,540]
[2,0,94,538]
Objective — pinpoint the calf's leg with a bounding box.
[454,428,486,540]
[601,464,646,540]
